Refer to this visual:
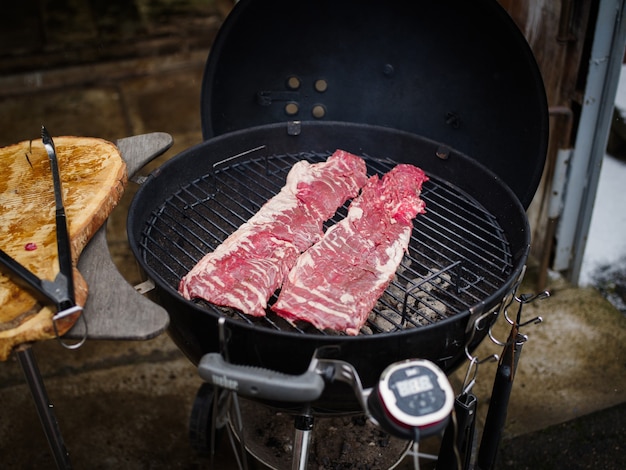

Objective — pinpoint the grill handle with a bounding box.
[198,353,325,403]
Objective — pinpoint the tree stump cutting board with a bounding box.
[0,136,127,361]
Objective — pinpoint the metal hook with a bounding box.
[502,289,549,326]
[514,290,550,326]
[501,292,518,326]
[500,266,528,324]
[460,357,481,396]
[52,305,87,350]
[463,307,501,362]
[460,353,498,396]
[462,279,532,377]
[518,315,544,328]
[487,321,511,348]
[486,291,522,347]
[474,309,497,332]
[516,290,550,304]
[465,310,499,364]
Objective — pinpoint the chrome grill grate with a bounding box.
[139,151,513,335]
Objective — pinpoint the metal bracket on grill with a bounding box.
[312,357,371,415]
[461,281,550,392]
[257,90,300,106]
[133,279,155,295]
[287,120,302,135]
[462,279,520,368]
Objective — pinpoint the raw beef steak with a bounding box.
[178,150,368,316]
[272,164,428,334]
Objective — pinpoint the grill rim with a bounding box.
[126,121,531,395]
[139,158,515,336]
[128,121,530,343]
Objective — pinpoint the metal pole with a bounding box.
[15,344,72,469]
[553,0,626,282]
[292,414,314,470]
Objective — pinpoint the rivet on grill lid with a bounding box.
[285,102,299,116]
[286,75,301,90]
[314,79,328,92]
[436,146,450,160]
[312,104,326,119]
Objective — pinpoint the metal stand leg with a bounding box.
[16,344,72,470]
[227,392,250,470]
[292,413,314,470]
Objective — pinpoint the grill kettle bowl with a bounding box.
[127,121,529,410]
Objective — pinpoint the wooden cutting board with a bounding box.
[0,136,127,361]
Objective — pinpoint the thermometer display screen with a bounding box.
[396,375,434,397]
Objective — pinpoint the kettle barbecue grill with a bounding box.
[126,0,550,468]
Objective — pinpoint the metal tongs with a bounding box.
[0,126,87,347]
[0,126,93,469]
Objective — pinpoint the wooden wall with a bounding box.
[498,0,597,273]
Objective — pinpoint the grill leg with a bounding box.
[292,413,314,470]
[16,344,72,470]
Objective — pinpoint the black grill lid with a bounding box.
[200,0,548,209]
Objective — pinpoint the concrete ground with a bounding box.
[1,1,626,469]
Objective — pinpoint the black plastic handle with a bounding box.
[198,353,325,403]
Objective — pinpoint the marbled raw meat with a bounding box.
[272,164,428,334]
[178,150,368,316]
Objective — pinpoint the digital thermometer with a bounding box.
[368,359,455,440]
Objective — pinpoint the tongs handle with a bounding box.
[42,125,74,305]
[0,128,76,311]
[0,248,76,310]
[0,250,58,306]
